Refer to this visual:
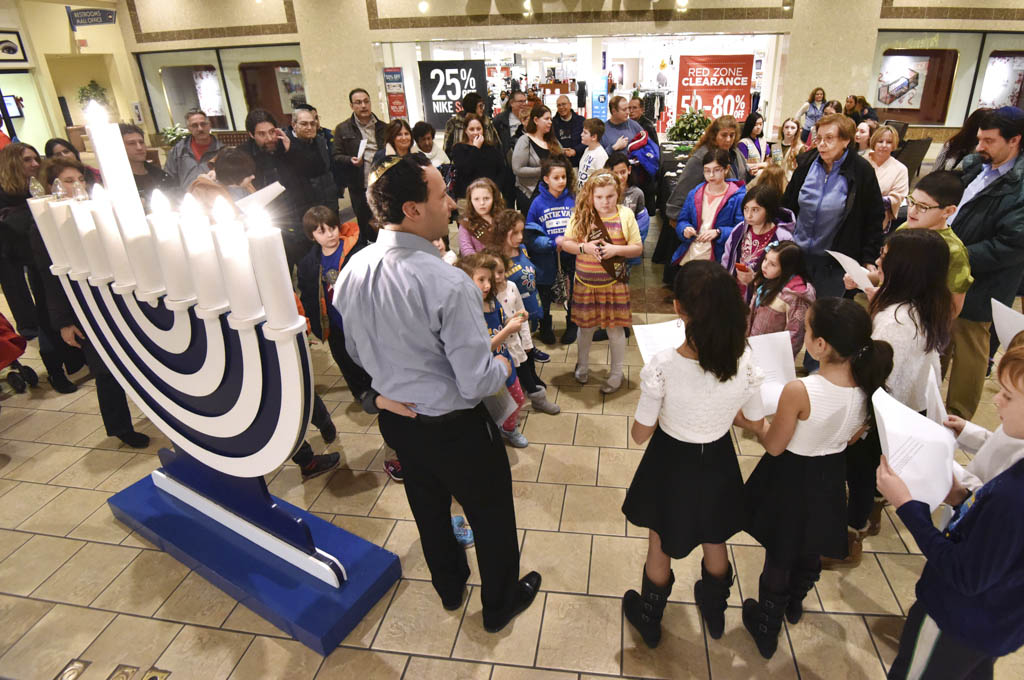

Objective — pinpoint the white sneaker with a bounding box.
[574,364,589,384]
[501,428,530,448]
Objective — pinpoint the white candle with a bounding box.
[148,190,195,302]
[48,200,90,276]
[178,194,229,311]
[211,197,264,320]
[90,185,136,288]
[68,200,113,279]
[246,209,299,330]
[27,197,69,268]
[84,102,165,297]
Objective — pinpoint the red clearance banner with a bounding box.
[383,67,408,120]
[676,54,754,121]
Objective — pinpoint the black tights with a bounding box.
[761,551,821,593]
[515,354,545,394]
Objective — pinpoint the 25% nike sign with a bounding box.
[418,59,487,128]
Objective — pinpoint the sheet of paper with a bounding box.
[633,320,686,364]
[235,181,285,214]
[748,331,796,416]
[991,299,1024,349]
[826,249,874,291]
[357,138,368,160]
[925,369,948,425]
[873,388,955,512]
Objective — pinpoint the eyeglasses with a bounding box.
[703,166,726,175]
[817,134,841,145]
[906,196,943,212]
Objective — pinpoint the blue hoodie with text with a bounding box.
[524,180,576,286]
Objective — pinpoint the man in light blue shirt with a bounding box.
[334,153,541,633]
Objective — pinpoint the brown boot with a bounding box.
[820,526,866,570]
[866,498,887,536]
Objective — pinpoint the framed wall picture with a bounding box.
[874,48,958,125]
[0,31,26,64]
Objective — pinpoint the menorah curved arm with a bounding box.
[58,269,313,478]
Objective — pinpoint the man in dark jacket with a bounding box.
[947,108,1024,419]
[287,108,338,214]
[553,95,585,167]
[164,109,222,192]
[628,96,660,212]
[120,124,176,210]
[238,108,309,269]
[783,113,885,370]
[332,88,387,243]
[493,90,529,207]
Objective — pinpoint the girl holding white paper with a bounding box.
[621,261,766,649]
[743,298,893,659]
[827,229,955,569]
[878,345,1024,680]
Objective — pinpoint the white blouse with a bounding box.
[786,375,868,457]
[954,421,1024,491]
[872,303,939,412]
[635,347,764,444]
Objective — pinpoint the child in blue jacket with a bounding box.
[525,156,576,345]
[669,147,745,269]
[877,344,1024,679]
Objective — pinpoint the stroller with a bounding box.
[0,311,37,393]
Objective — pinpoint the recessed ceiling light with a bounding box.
[418,1,428,12]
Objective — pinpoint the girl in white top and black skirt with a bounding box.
[826,228,954,569]
[621,261,767,648]
[743,297,893,659]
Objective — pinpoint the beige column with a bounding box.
[782,0,882,123]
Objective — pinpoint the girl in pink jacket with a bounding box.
[748,241,816,357]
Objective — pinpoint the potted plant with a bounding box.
[667,107,712,151]
[160,124,189,149]
[77,80,109,111]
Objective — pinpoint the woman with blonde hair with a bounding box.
[559,169,642,393]
[866,124,909,231]
[776,117,805,182]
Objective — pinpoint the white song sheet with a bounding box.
[826,250,874,291]
[872,388,954,511]
[926,369,948,425]
[236,181,285,214]
[633,320,686,364]
[748,331,797,416]
[991,299,1024,349]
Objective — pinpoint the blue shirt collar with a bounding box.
[816,147,849,172]
[986,159,1015,179]
[375,228,442,258]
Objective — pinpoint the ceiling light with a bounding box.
[523,0,532,8]
[676,0,688,6]
[418,1,429,12]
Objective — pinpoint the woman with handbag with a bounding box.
[560,169,642,394]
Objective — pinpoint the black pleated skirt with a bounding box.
[621,427,744,558]
[744,449,848,562]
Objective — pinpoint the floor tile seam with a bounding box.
[0,526,87,592]
[872,552,908,617]
[531,592,548,669]
[224,634,258,680]
[0,597,58,664]
[555,479,571,532]
[13,487,111,536]
[859,613,892,677]
[28,539,140,605]
[366,574,401,651]
[448,584,473,659]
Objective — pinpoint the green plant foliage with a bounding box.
[76,80,109,108]
[667,107,712,142]
[160,124,189,147]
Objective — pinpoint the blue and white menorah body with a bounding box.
[26,104,400,655]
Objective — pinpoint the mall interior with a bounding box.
[0,1,1023,679]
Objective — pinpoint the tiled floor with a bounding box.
[1,218,1023,680]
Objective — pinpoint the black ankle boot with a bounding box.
[559,322,577,345]
[48,373,76,394]
[786,563,820,624]
[694,560,733,640]
[742,576,789,659]
[623,568,674,648]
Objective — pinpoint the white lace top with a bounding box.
[786,375,868,457]
[635,347,765,444]
[872,303,939,412]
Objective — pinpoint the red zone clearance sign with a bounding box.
[676,54,754,121]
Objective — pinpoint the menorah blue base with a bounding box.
[107,473,402,655]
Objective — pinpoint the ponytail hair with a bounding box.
[674,260,748,381]
[808,298,893,417]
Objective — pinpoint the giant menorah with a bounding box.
[26,104,399,655]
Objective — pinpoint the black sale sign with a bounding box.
[417,60,487,129]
